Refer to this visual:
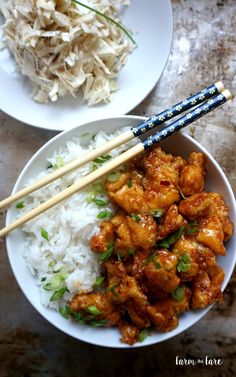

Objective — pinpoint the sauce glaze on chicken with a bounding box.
[69,146,233,345]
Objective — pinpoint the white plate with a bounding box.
[0,0,173,131]
[6,116,236,348]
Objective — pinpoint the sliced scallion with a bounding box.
[92,276,105,289]
[131,213,141,222]
[40,228,49,241]
[16,201,25,209]
[71,0,136,45]
[107,171,121,182]
[87,306,102,316]
[50,287,67,302]
[97,210,112,219]
[92,183,104,193]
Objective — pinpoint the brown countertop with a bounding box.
[0,0,236,376]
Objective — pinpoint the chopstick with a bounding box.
[0,88,232,238]
[0,81,224,210]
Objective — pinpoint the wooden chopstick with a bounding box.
[0,81,224,210]
[0,89,232,238]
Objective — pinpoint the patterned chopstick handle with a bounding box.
[143,90,231,150]
[131,82,224,137]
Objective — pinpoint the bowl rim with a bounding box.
[6,115,236,348]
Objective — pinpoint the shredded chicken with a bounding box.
[0,0,134,104]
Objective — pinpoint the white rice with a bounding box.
[18,127,137,309]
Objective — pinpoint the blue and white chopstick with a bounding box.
[143,89,230,149]
[0,82,225,211]
[132,81,224,137]
[0,88,232,237]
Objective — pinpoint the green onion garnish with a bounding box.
[40,228,49,241]
[172,286,185,301]
[186,220,199,235]
[149,209,164,218]
[93,198,107,207]
[158,225,185,249]
[93,155,112,164]
[86,192,95,203]
[177,253,191,273]
[90,319,108,327]
[50,287,67,302]
[107,171,121,182]
[87,306,102,316]
[138,329,149,342]
[54,156,64,169]
[99,241,114,262]
[71,0,136,45]
[16,201,25,209]
[131,213,141,222]
[48,260,56,268]
[127,179,132,188]
[92,276,105,289]
[97,210,112,219]
[117,251,123,261]
[59,305,70,319]
[128,248,136,256]
[92,183,104,193]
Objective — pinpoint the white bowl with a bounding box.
[0,0,173,131]
[6,116,236,348]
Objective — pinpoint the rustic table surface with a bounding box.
[0,0,236,376]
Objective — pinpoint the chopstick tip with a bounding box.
[222,89,233,101]
[215,81,225,92]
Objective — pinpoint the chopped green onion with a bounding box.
[158,225,185,249]
[71,0,136,45]
[50,287,67,301]
[41,277,46,282]
[43,283,53,291]
[87,306,102,316]
[149,209,164,218]
[172,286,185,301]
[127,179,132,188]
[186,220,199,235]
[92,183,104,193]
[177,253,191,273]
[47,163,53,169]
[16,201,25,209]
[128,248,136,256]
[90,319,108,327]
[107,171,121,182]
[93,276,105,289]
[54,156,64,169]
[59,305,70,319]
[142,251,157,267]
[139,329,149,342]
[117,251,124,261]
[99,241,114,262]
[86,192,95,203]
[153,261,161,269]
[108,285,120,299]
[97,210,112,219]
[93,155,112,164]
[73,311,85,324]
[40,228,49,241]
[91,164,99,171]
[131,213,141,222]
[93,198,107,207]
[48,260,56,268]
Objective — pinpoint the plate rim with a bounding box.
[0,0,173,131]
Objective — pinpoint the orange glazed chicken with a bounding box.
[69,146,233,345]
